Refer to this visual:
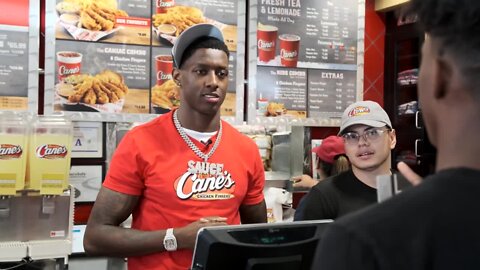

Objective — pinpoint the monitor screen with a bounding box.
[191,220,332,270]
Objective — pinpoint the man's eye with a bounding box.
[345,133,358,140]
[217,70,228,78]
[195,69,207,75]
[367,130,379,137]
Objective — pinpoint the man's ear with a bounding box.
[433,56,453,100]
[389,129,397,150]
[172,68,181,86]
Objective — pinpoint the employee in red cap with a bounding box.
[292,136,350,189]
[292,135,350,220]
[296,100,396,221]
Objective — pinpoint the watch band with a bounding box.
[163,228,177,251]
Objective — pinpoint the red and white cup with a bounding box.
[57,51,82,82]
[257,24,278,63]
[279,34,301,68]
[156,0,175,13]
[155,55,173,85]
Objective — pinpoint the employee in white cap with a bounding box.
[299,100,396,220]
[84,24,267,270]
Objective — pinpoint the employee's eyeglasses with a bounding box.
[341,128,391,145]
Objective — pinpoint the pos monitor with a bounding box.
[190,220,332,270]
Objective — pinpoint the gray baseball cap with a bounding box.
[172,23,224,68]
[338,100,392,135]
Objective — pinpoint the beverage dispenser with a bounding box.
[0,112,28,195]
[26,115,73,195]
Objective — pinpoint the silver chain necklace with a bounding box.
[173,110,222,162]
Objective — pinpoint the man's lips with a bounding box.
[357,151,374,159]
[203,92,220,103]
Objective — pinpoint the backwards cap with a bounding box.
[172,23,224,68]
[312,136,346,164]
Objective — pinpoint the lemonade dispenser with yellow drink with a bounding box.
[26,115,73,195]
[0,112,29,195]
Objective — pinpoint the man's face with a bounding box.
[173,48,229,116]
[418,35,438,146]
[342,124,396,172]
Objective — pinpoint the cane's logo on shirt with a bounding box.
[174,160,236,200]
[348,106,371,118]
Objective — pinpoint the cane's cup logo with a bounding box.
[57,51,82,82]
[155,55,173,85]
[279,34,300,67]
[257,24,278,62]
[0,144,23,159]
[156,0,175,13]
[157,70,172,81]
[36,144,68,159]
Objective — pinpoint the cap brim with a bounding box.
[338,120,388,135]
[172,23,224,68]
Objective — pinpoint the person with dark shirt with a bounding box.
[313,0,480,269]
[292,135,350,220]
[292,135,350,190]
[299,100,397,220]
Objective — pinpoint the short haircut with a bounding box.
[407,0,480,98]
[178,37,230,69]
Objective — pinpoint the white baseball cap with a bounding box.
[338,100,392,135]
[172,23,224,68]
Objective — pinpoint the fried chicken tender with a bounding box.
[266,102,286,117]
[68,77,94,102]
[83,89,97,104]
[92,79,109,104]
[152,6,205,36]
[80,11,102,31]
[85,8,114,31]
[151,79,180,109]
[64,70,127,105]
[78,2,128,31]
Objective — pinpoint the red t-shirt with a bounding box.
[103,111,265,270]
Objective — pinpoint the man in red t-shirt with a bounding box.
[84,24,267,270]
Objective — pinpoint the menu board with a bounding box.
[47,0,242,122]
[250,0,363,124]
[0,29,29,110]
[0,0,38,111]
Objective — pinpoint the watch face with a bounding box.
[164,238,177,251]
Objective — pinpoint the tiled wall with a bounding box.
[363,0,386,106]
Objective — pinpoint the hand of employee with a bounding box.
[176,216,227,250]
[397,161,423,186]
[291,174,319,189]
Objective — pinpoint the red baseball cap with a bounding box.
[312,136,346,164]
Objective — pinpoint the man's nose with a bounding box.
[358,134,370,145]
[205,71,218,87]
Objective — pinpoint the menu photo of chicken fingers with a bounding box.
[56,0,129,42]
[151,79,180,114]
[56,70,128,113]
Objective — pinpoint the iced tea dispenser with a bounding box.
[26,115,73,195]
[0,112,29,195]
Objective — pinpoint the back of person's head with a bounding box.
[171,24,229,69]
[330,155,350,176]
[408,0,480,100]
[312,136,350,177]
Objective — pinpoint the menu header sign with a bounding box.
[249,0,364,125]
